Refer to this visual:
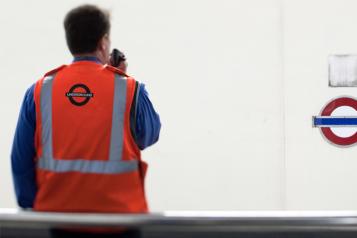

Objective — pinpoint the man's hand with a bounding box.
[118,60,128,73]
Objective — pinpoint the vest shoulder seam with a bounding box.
[43,65,67,77]
[104,65,131,77]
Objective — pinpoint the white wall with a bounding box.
[284,0,357,209]
[137,0,285,210]
[2,0,357,211]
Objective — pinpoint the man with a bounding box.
[11,3,160,233]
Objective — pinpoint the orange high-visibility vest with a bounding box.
[33,61,148,213]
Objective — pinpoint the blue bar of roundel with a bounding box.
[314,117,357,126]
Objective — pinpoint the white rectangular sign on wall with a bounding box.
[329,55,357,87]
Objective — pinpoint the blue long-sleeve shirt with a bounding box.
[11,57,161,208]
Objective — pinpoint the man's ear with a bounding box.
[98,36,106,51]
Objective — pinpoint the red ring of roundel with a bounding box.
[320,97,357,146]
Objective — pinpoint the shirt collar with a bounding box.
[73,56,102,64]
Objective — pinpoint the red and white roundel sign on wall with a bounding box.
[313,97,357,146]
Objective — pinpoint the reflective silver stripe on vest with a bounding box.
[38,73,138,174]
[109,74,126,161]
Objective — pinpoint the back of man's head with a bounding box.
[64,5,110,55]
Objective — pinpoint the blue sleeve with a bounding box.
[132,84,161,150]
[11,84,37,208]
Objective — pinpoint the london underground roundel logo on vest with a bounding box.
[313,97,357,146]
[66,84,94,106]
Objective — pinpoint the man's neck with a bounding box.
[73,52,105,64]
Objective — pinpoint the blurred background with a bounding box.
[1,0,357,211]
